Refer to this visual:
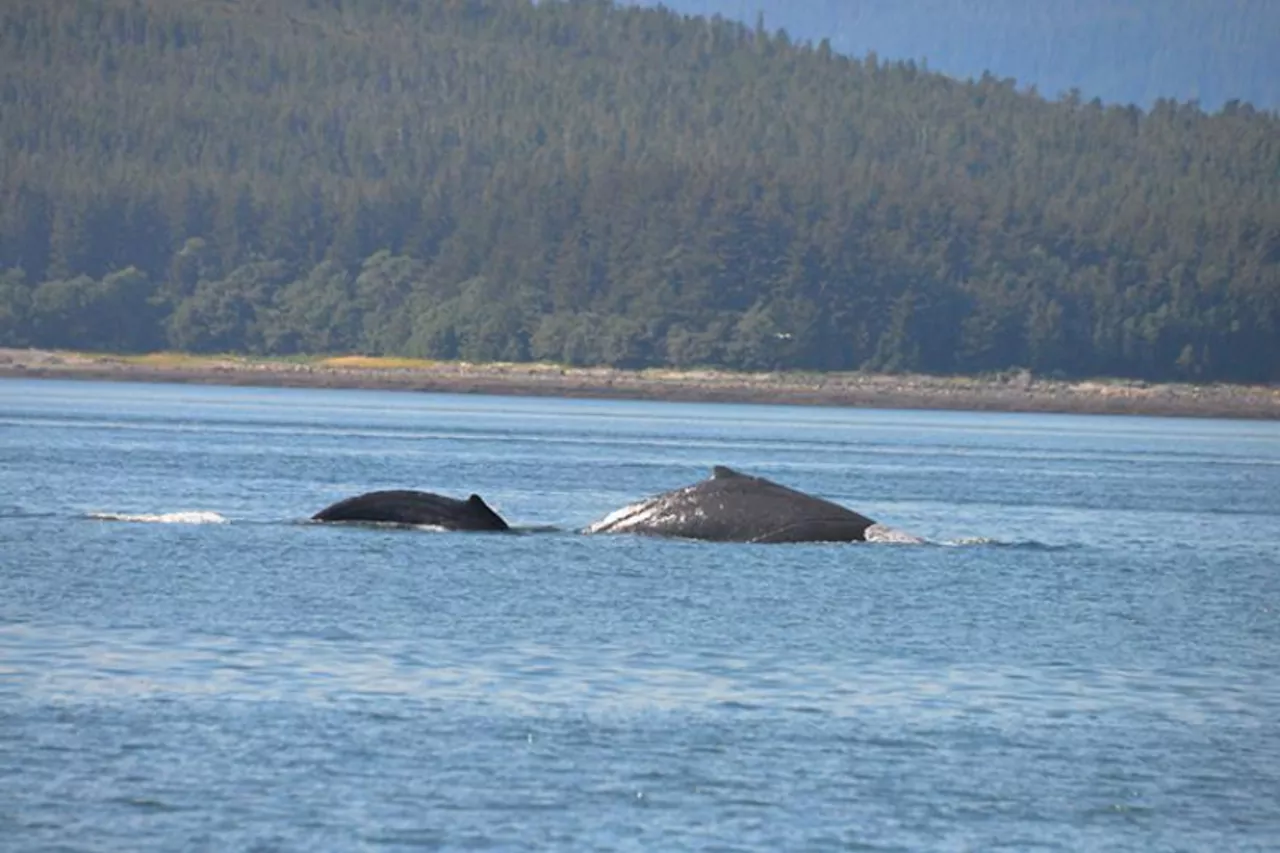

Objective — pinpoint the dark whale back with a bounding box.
[584,466,877,543]
[312,490,509,531]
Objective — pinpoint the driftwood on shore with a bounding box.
[1,348,1278,420]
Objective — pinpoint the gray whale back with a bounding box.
[312,490,509,531]
[584,466,878,543]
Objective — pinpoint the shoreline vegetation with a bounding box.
[3,349,1277,420]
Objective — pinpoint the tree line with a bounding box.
[1,0,1277,381]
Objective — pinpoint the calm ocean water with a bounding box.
[1,378,1278,851]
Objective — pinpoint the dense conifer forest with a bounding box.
[1,0,1277,381]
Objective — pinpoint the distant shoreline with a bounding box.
[2,348,1278,420]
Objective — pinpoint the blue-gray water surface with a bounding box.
[1,379,1278,851]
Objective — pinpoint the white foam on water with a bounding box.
[89,511,229,525]
[863,523,927,544]
[944,536,1000,546]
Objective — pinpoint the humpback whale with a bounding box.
[312,490,510,531]
[585,466,916,544]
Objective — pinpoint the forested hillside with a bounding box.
[632,0,1280,112]
[1,0,1277,381]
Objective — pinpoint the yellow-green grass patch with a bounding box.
[318,355,438,370]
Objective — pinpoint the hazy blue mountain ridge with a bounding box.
[633,0,1280,110]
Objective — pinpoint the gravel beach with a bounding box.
[2,348,1277,419]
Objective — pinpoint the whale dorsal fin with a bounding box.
[711,466,745,479]
[466,494,510,530]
